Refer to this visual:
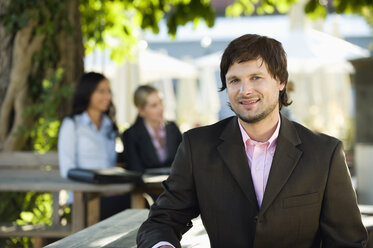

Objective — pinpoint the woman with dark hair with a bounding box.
[58,72,127,219]
[122,85,182,173]
[58,72,117,178]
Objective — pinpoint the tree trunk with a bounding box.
[0,0,12,113]
[57,0,84,118]
[0,0,84,151]
[0,20,45,150]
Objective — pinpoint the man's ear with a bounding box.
[279,81,286,91]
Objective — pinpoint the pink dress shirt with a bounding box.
[238,117,281,207]
[145,122,167,163]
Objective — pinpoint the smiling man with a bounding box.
[136,34,368,248]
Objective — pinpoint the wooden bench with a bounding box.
[45,205,373,248]
[0,151,63,247]
[45,206,373,248]
[45,209,210,248]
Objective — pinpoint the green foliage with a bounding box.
[20,68,73,152]
[226,0,257,16]
[305,0,328,19]
[17,193,53,225]
[333,0,373,14]
[80,0,215,62]
[226,0,298,16]
[332,0,373,29]
[226,0,373,27]
[31,119,61,152]
[2,0,70,34]
[166,0,215,37]
[0,192,53,247]
[80,0,138,62]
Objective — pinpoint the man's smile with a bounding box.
[239,98,260,106]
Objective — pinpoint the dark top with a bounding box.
[122,117,182,173]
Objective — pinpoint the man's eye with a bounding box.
[252,76,261,80]
[230,79,239,84]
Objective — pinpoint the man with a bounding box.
[137,34,368,248]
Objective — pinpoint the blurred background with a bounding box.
[0,0,373,246]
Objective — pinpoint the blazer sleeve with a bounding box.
[137,132,200,248]
[122,130,145,173]
[320,141,368,247]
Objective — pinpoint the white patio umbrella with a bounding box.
[193,28,370,73]
[194,51,222,69]
[138,49,198,83]
[276,28,370,73]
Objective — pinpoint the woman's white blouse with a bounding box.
[58,111,117,178]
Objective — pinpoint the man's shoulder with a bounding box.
[185,116,235,139]
[291,120,341,147]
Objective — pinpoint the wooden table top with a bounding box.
[0,168,168,192]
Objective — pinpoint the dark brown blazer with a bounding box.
[137,115,368,248]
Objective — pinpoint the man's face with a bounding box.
[225,58,285,124]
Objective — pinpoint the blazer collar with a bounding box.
[260,114,303,215]
[217,115,303,213]
[217,116,259,210]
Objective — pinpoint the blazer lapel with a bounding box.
[217,117,259,210]
[260,115,303,215]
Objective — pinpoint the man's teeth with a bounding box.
[241,99,258,104]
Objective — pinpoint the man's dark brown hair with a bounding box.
[220,34,291,109]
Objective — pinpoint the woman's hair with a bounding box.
[133,85,158,109]
[220,34,291,109]
[70,72,117,131]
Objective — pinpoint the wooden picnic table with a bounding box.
[0,153,167,247]
[0,168,135,233]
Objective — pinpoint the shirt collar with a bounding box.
[238,115,281,148]
[144,121,165,137]
[77,111,112,129]
[79,111,91,125]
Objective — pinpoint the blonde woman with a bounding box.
[122,85,182,173]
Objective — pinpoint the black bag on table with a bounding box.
[67,167,143,184]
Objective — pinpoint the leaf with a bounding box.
[19,212,34,223]
[226,2,245,16]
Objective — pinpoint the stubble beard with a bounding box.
[228,99,279,124]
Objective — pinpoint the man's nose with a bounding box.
[240,80,253,94]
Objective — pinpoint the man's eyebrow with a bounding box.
[226,75,238,81]
[250,72,263,77]
[226,71,263,80]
